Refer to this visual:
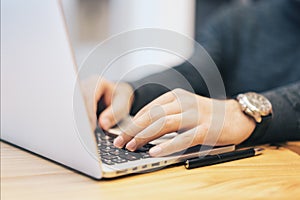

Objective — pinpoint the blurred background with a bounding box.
[62,0,250,81]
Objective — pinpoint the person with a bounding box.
[83,0,300,157]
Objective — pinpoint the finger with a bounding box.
[99,82,134,130]
[99,94,129,130]
[113,101,181,148]
[126,110,202,151]
[125,114,182,151]
[149,125,209,157]
[133,91,175,119]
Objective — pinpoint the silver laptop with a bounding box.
[1,0,234,179]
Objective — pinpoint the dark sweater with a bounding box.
[130,0,300,144]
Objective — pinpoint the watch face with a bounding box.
[246,92,272,116]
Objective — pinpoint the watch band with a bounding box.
[238,114,273,147]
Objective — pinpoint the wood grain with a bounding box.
[1,142,300,200]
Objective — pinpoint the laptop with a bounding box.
[1,0,235,179]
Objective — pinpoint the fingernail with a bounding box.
[126,139,137,151]
[113,136,124,148]
[149,146,162,157]
[100,118,110,130]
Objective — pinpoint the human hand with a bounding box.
[81,76,134,131]
[113,88,256,157]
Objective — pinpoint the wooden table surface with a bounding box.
[1,141,300,200]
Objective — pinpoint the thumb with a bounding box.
[98,97,129,130]
[98,105,115,130]
[98,83,134,130]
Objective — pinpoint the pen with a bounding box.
[185,147,264,169]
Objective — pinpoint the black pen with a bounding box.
[185,147,264,169]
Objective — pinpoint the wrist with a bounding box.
[234,92,273,146]
[228,99,256,126]
[227,99,256,143]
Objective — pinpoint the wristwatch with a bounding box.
[236,92,273,146]
[237,92,273,123]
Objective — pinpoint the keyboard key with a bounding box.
[110,149,122,156]
[100,147,113,153]
[102,159,115,165]
[112,158,127,164]
[96,131,152,165]
[119,154,139,161]
[140,152,151,158]
[100,142,113,148]
[100,134,111,140]
[100,152,110,156]
[101,155,117,160]
[126,151,142,158]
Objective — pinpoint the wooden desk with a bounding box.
[1,141,300,200]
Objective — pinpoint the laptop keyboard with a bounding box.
[95,131,153,165]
